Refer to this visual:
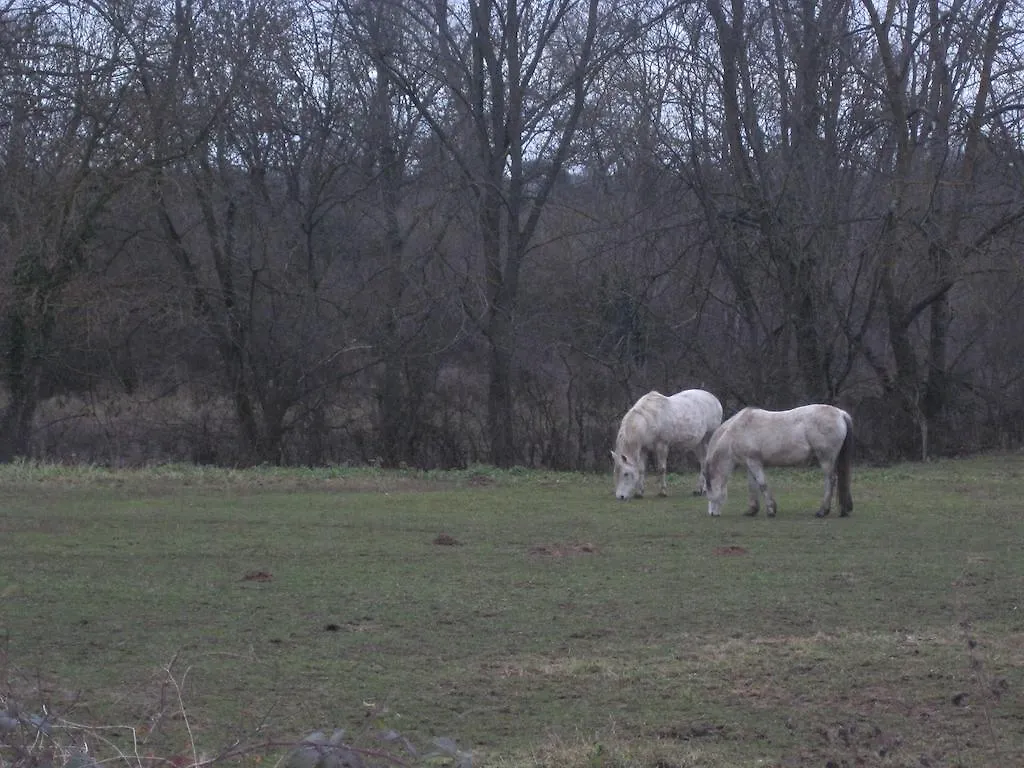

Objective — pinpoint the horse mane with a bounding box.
[614,392,662,458]
[706,407,752,467]
[615,411,647,457]
[710,407,749,442]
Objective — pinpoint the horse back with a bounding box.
[665,389,723,440]
[801,404,851,446]
[726,405,848,465]
[618,389,722,452]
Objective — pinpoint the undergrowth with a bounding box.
[0,653,472,768]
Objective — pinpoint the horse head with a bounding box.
[703,454,727,516]
[611,450,640,500]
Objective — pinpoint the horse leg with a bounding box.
[745,466,762,516]
[837,427,854,516]
[747,462,776,517]
[636,452,646,498]
[692,442,709,496]
[815,463,837,518]
[655,443,670,496]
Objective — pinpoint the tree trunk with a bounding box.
[483,182,517,467]
[0,313,42,461]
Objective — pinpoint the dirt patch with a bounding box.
[433,533,463,546]
[529,542,599,557]
[714,545,748,556]
[242,570,273,582]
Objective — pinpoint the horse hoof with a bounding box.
[815,510,829,518]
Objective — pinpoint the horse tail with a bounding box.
[837,411,854,515]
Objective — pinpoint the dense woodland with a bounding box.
[1,0,1023,469]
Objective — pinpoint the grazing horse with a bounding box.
[703,404,853,518]
[611,389,723,500]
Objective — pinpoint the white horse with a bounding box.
[703,404,853,518]
[611,389,723,500]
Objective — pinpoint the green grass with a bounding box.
[2,456,1024,767]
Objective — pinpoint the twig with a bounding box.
[164,663,199,768]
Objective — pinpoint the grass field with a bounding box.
[1,455,1023,767]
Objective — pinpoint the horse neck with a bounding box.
[706,439,735,480]
[615,435,641,461]
[615,421,644,460]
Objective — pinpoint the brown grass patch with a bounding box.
[528,542,599,557]
[714,545,748,556]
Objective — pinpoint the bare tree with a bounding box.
[117,0,383,463]
[378,0,689,465]
[859,0,1023,456]
[3,0,1024,467]
[338,0,468,467]
[690,0,867,405]
[0,1,144,460]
